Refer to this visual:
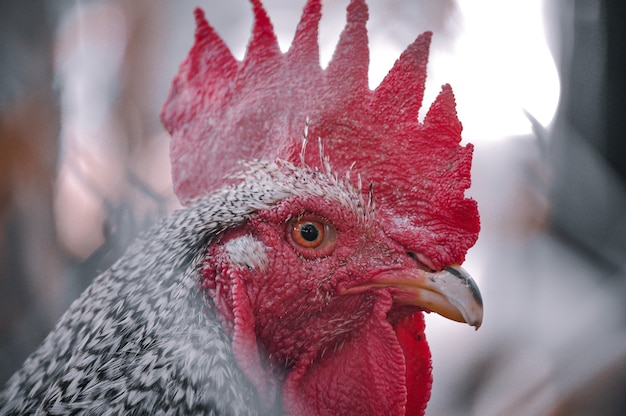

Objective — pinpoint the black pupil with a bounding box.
[300,223,320,242]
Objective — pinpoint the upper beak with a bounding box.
[341,266,483,329]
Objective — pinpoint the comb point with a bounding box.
[193,7,208,35]
[373,31,432,123]
[424,84,462,138]
[287,0,322,69]
[187,6,237,85]
[245,0,281,65]
[326,0,370,95]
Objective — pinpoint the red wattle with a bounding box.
[393,312,432,416]
[282,294,407,415]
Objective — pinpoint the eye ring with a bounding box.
[289,217,337,257]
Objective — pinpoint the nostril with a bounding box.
[406,251,436,273]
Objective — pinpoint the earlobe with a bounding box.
[225,235,269,270]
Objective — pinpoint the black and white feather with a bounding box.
[0,161,363,415]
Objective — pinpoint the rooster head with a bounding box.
[162,0,482,415]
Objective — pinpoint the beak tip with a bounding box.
[464,305,483,330]
[445,266,483,330]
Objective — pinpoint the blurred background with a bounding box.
[0,0,624,414]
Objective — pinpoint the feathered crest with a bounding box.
[161,0,479,267]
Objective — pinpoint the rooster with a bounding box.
[0,0,482,415]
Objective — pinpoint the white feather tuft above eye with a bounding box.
[225,236,269,270]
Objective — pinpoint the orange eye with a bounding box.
[290,218,337,255]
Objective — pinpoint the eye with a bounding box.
[293,221,324,248]
[289,217,337,257]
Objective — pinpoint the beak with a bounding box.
[341,266,483,329]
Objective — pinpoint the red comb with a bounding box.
[161,0,479,267]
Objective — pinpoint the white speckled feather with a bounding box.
[0,161,364,415]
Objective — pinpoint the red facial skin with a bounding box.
[202,195,433,415]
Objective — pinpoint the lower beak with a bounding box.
[341,266,483,329]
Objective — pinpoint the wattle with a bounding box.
[394,312,432,416]
[282,292,432,416]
